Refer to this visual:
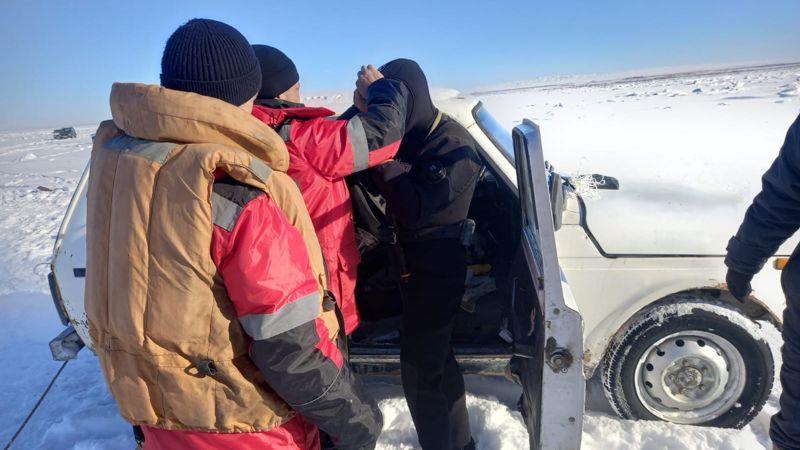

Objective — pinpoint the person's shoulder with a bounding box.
[433,116,481,159]
[437,115,469,134]
[430,116,474,145]
[213,176,264,207]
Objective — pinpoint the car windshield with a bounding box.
[475,105,514,162]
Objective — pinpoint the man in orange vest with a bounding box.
[86,19,381,450]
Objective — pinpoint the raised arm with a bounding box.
[290,78,410,180]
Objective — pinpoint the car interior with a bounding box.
[346,150,524,356]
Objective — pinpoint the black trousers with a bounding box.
[400,240,471,450]
[773,260,800,450]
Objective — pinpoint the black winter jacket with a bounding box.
[371,115,483,231]
[366,59,483,233]
[726,114,800,275]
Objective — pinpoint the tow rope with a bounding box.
[3,360,69,450]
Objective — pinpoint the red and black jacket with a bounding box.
[207,176,380,450]
[250,78,411,334]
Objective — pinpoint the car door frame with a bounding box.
[512,119,585,449]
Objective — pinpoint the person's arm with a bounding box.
[290,78,410,180]
[726,115,800,276]
[210,178,382,450]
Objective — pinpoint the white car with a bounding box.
[46,89,783,445]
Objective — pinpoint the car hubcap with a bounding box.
[634,330,746,424]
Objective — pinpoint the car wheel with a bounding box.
[602,295,773,428]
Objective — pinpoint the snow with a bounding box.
[476,63,800,199]
[0,64,796,449]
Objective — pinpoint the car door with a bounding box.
[511,120,585,449]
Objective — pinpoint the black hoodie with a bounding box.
[370,59,484,231]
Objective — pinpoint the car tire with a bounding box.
[602,294,773,428]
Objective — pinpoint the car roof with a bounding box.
[432,88,480,124]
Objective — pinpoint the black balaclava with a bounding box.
[379,59,437,158]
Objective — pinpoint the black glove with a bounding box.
[726,268,754,301]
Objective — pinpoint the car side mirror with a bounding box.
[591,174,620,190]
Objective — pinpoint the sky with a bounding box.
[1,0,799,131]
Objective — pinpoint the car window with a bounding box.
[475,105,515,162]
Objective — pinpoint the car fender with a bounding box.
[579,271,783,376]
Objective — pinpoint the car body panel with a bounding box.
[556,191,785,373]
[50,164,91,347]
[582,185,800,257]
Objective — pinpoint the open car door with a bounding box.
[511,120,585,449]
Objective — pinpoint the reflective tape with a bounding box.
[239,292,321,340]
[105,135,176,164]
[249,158,273,183]
[210,191,242,232]
[277,123,292,141]
[346,116,369,172]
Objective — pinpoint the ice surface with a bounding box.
[0,64,797,449]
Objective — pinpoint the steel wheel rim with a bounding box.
[633,330,746,424]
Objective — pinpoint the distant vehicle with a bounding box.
[52,127,77,140]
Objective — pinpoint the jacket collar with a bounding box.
[255,98,305,109]
[110,83,289,171]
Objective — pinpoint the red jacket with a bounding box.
[144,174,379,450]
[251,78,410,334]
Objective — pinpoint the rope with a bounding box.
[3,360,69,450]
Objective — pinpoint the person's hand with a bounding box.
[353,89,367,112]
[726,268,754,301]
[356,64,383,100]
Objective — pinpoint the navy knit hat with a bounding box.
[160,18,261,106]
[252,45,300,100]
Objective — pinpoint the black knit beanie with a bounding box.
[252,45,300,100]
[160,18,261,106]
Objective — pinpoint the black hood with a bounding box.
[379,59,437,158]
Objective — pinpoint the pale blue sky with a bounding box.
[1,0,799,130]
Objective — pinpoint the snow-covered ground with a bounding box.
[0,63,798,449]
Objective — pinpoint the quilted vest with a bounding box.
[85,83,338,432]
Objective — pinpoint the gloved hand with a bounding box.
[726,268,754,301]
